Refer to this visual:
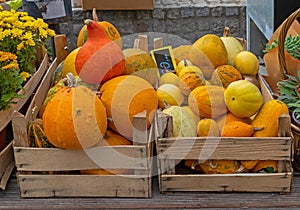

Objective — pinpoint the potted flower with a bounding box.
[277,70,300,127]
[0,6,55,111]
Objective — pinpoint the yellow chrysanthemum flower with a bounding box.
[20,71,31,81]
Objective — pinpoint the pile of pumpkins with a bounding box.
[28,12,289,175]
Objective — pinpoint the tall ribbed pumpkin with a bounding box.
[100,75,158,138]
[42,74,107,149]
[75,19,125,85]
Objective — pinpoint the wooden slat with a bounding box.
[54,34,68,65]
[0,52,48,131]
[0,141,14,190]
[17,174,151,198]
[160,172,292,193]
[12,58,58,147]
[157,137,291,160]
[14,145,148,171]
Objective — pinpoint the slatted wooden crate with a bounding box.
[0,49,48,190]
[11,57,155,198]
[155,75,293,193]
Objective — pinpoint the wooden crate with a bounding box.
[0,51,48,190]
[155,76,293,193]
[11,57,154,198]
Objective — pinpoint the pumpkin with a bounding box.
[252,99,289,137]
[224,80,263,118]
[122,48,158,85]
[184,160,202,172]
[60,47,81,79]
[234,51,259,76]
[173,45,215,79]
[27,119,54,148]
[178,71,206,96]
[77,8,122,49]
[75,19,125,85]
[221,121,261,137]
[176,59,193,74]
[220,27,244,66]
[188,85,227,119]
[251,160,278,173]
[197,118,220,137]
[80,129,133,175]
[157,84,184,109]
[162,105,197,137]
[210,65,243,88]
[216,112,252,131]
[182,105,200,125]
[42,74,107,149]
[199,160,241,174]
[39,75,98,117]
[177,65,203,78]
[193,34,228,68]
[159,72,181,87]
[100,75,158,138]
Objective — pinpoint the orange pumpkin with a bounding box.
[80,129,133,175]
[100,75,158,138]
[42,74,107,149]
[188,85,227,119]
[75,19,125,85]
[210,65,243,88]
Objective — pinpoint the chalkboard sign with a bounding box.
[150,46,177,76]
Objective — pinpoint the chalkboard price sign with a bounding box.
[150,46,177,76]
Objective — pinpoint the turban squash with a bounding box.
[42,74,107,149]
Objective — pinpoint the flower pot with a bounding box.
[292,110,300,128]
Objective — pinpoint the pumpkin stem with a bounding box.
[209,160,217,169]
[223,26,231,37]
[107,117,113,122]
[92,8,99,22]
[63,73,77,88]
[163,100,171,109]
[236,165,247,173]
[183,59,188,67]
[253,127,264,131]
[84,19,93,26]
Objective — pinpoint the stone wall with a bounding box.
[59,0,246,51]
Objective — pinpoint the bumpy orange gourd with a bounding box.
[173,45,215,79]
[42,75,107,149]
[122,48,158,85]
[251,160,278,173]
[178,71,206,96]
[100,75,158,138]
[216,112,252,131]
[221,121,258,137]
[200,160,241,174]
[188,85,227,119]
[210,65,243,88]
[75,19,125,85]
[80,129,133,175]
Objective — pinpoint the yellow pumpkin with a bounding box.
[60,47,80,79]
[100,75,158,138]
[193,34,228,68]
[197,118,220,137]
[224,80,263,118]
[216,112,252,131]
[157,84,184,109]
[173,45,215,79]
[221,121,259,137]
[220,27,244,66]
